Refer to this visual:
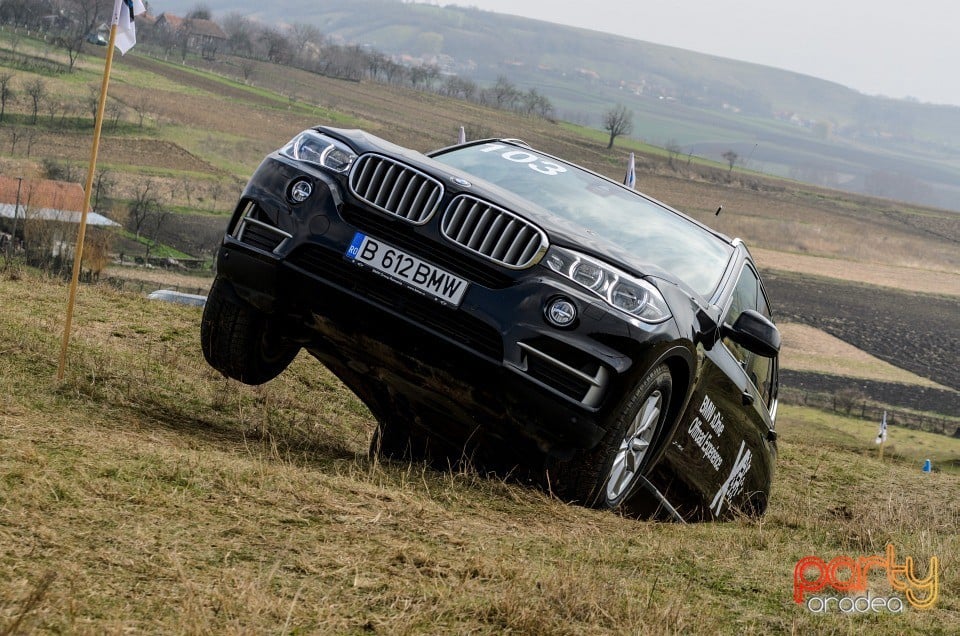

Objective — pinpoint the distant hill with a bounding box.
[157,0,960,210]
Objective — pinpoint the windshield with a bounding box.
[431,142,734,297]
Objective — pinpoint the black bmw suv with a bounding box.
[202,127,781,520]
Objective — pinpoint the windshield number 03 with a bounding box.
[479,143,567,176]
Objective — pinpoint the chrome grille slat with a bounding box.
[491,218,518,261]
[455,200,481,243]
[384,170,411,211]
[373,164,398,207]
[396,174,420,213]
[468,208,496,250]
[504,226,531,264]
[349,154,443,225]
[478,215,507,255]
[441,195,548,270]
[518,237,541,265]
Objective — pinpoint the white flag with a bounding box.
[624,152,636,189]
[875,411,887,444]
[113,0,146,55]
[457,125,466,144]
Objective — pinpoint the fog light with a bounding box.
[545,297,577,328]
[289,179,313,203]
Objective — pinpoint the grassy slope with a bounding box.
[1,272,958,634]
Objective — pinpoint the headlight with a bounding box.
[279,130,356,173]
[543,246,671,323]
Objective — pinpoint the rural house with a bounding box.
[154,13,228,60]
[0,175,117,262]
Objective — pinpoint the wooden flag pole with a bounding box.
[57,24,119,381]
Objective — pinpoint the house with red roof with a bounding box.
[0,175,118,258]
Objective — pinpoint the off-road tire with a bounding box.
[550,364,673,509]
[200,277,299,385]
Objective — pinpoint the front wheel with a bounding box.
[551,364,673,509]
[200,277,299,385]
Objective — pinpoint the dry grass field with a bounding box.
[2,32,959,633]
[1,273,958,634]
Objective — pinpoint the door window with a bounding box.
[722,264,776,405]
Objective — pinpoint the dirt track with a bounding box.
[780,370,960,417]
[763,270,960,394]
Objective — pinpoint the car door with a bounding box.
[648,256,779,520]
[701,259,778,517]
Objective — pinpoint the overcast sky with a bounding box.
[438,0,959,107]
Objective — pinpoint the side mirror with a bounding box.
[721,309,780,358]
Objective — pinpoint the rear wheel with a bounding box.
[551,364,673,509]
[200,277,299,385]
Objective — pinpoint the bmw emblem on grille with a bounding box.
[450,176,472,188]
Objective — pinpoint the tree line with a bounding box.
[0,2,652,141]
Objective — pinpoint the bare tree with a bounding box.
[209,180,225,211]
[24,128,37,156]
[180,177,196,206]
[93,170,114,212]
[289,23,323,64]
[408,64,437,89]
[127,180,161,242]
[491,75,520,109]
[0,72,15,123]
[185,5,212,20]
[143,206,171,261]
[42,158,82,182]
[382,60,406,85]
[0,0,34,30]
[222,12,255,57]
[603,103,633,149]
[155,20,181,60]
[86,85,100,123]
[52,0,110,72]
[130,96,151,128]
[106,100,124,130]
[59,102,80,129]
[238,58,257,83]
[520,88,554,119]
[44,98,61,125]
[23,77,45,124]
[722,150,739,172]
[665,139,682,170]
[9,128,23,153]
[364,51,388,81]
[440,76,477,101]
[259,26,292,65]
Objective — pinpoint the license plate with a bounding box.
[345,232,469,307]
